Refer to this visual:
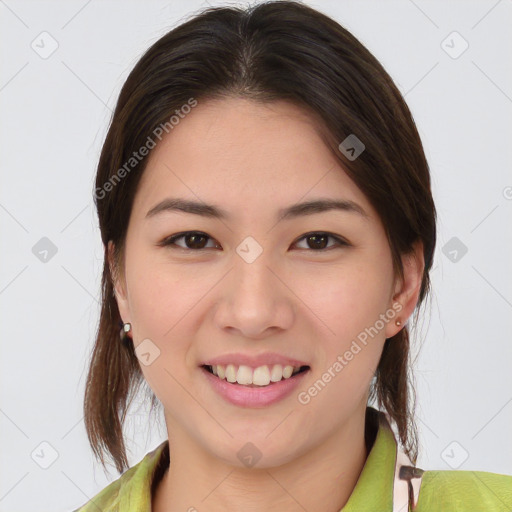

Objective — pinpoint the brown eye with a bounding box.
[294,232,349,251]
[160,231,349,252]
[161,231,218,250]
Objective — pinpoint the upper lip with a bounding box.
[201,352,310,369]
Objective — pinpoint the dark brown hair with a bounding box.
[85,0,436,474]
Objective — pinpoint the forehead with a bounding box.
[132,97,375,223]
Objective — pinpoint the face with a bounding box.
[111,97,420,468]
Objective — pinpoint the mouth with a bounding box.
[200,362,311,407]
[201,364,310,388]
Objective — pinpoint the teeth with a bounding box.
[207,363,304,386]
[237,365,253,385]
[225,364,237,383]
[253,365,271,386]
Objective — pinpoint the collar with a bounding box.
[341,406,396,511]
[116,406,417,511]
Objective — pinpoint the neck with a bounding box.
[153,406,375,512]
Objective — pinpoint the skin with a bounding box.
[110,97,424,512]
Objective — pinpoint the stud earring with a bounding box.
[395,319,402,326]
[119,322,132,344]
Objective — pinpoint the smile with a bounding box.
[200,364,311,407]
[203,363,310,387]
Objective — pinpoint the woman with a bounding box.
[75,1,512,511]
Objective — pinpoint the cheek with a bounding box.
[295,255,392,393]
[299,257,392,339]
[127,253,198,336]
[297,272,388,411]
[124,258,198,386]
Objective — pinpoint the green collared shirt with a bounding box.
[74,407,512,511]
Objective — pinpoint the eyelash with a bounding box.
[158,231,350,252]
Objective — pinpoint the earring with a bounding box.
[395,319,402,326]
[119,322,132,343]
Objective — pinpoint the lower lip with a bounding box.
[200,366,310,407]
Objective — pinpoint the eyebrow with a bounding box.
[145,197,369,222]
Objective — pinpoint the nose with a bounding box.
[213,251,295,340]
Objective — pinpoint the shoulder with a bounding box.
[416,469,512,511]
[72,441,169,511]
[71,466,135,512]
[71,478,122,511]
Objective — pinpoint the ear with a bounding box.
[384,240,425,339]
[107,240,130,323]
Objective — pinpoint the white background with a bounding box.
[1,0,511,510]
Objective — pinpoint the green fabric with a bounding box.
[74,407,512,511]
[73,442,165,511]
[416,470,512,511]
[341,413,396,510]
